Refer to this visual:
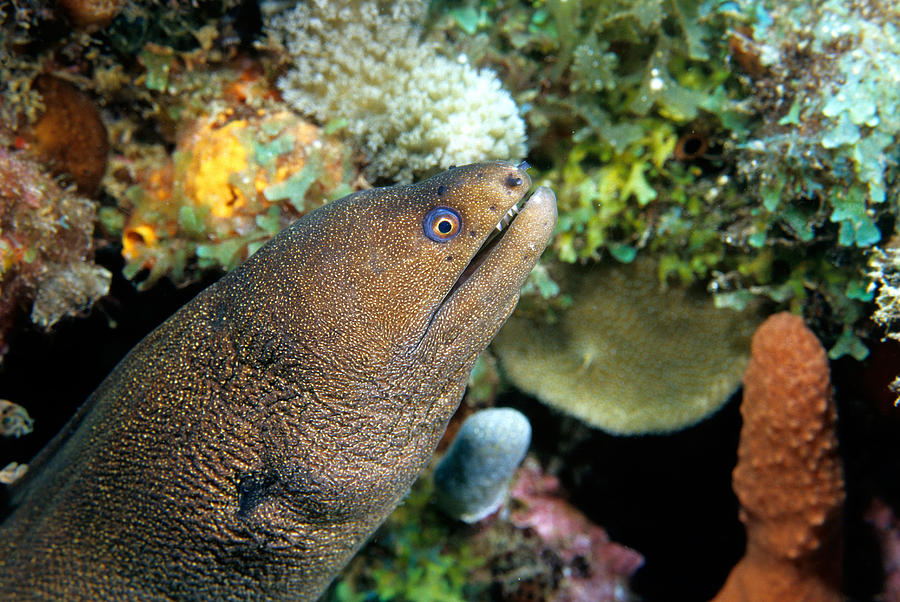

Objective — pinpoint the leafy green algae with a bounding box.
[445,0,897,357]
[328,477,486,602]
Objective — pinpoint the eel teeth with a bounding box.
[494,200,525,231]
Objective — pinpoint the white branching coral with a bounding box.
[265,0,526,182]
[868,246,900,404]
[869,246,900,338]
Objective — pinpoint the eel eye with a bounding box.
[424,207,461,242]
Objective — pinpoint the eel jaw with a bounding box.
[425,186,557,344]
[444,197,528,301]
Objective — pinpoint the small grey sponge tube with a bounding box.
[433,407,531,523]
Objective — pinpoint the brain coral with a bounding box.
[492,259,760,434]
[265,0,526,182]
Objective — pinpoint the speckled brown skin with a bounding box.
[0,162,557,600]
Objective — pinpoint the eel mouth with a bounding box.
[421,184,556,344]
[443,195,528,302]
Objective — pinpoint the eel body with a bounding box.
[0,161,556,600]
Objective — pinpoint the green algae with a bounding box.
[441,0,894,358]
[327,477,487,602]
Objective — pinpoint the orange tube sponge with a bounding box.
[714,312,844,602]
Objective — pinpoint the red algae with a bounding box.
[0,147,109,358]
[508,458,643,602]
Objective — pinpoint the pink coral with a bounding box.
[865,498,900,601]
[509,457,643,601]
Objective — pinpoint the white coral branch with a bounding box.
[266,0,526,182]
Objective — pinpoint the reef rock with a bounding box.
[0,147,110,357]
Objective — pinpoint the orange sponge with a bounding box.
[714,312,844,602]
[57,0,124,30]
[30,75,108,196]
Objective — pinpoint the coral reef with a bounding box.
[103,70,351,288]
[448,0,885,359]
[714,312,844,601]
[264,0,526,182]
[700,0,900,358]
[493,259,759,434]
[433,407,531,523]
[448,0,744,272]
[329,475,490,601]
[332,455,642,602]
[732,0,900,248]
[1,0,897,597]
[0,147,110,357]
[507,457,644,602]
[0,7,44,134]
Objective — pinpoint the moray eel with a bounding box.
[0,161,556,600]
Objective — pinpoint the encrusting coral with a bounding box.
[108,107,349,288]
[732,0,900,249]
[264,0,526,182]
[100,57,352,289]
[508,457,644,601]
[714,312,844,602]
[433,407,531,523]
[697,0,900,359]
[0,147,110,358]
[492,259,759,434]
